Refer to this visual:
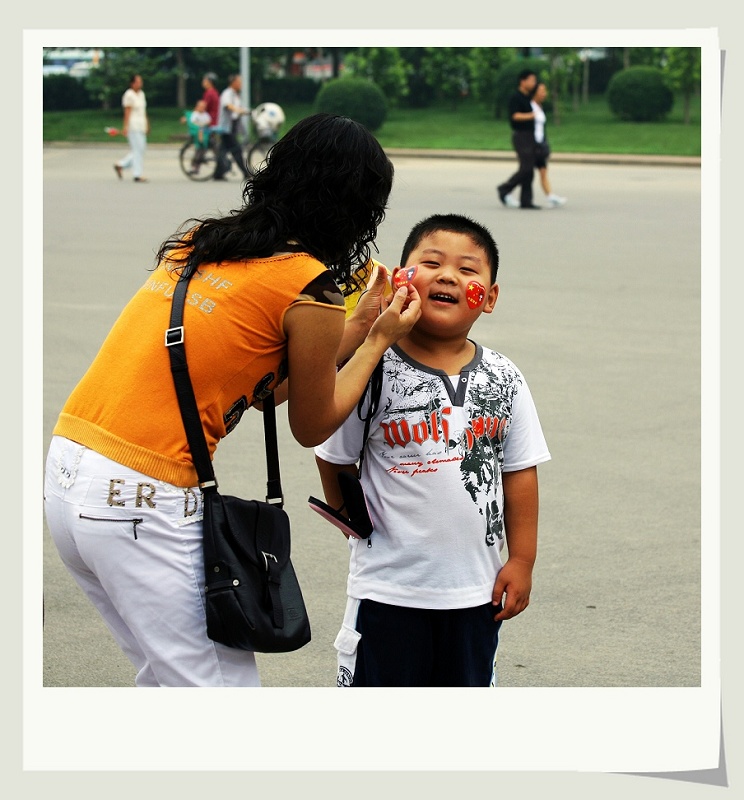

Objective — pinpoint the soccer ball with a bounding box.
[251,103,286,138]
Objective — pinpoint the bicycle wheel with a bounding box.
[179,140,218,181]
[246,137,274,175]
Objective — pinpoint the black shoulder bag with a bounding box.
[165,272,311,653]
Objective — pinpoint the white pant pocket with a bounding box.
[334,597,361,686]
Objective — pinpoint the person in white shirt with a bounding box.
[213,73,250,181]
[531,82,567,208]
[314,213,551,687]
[114,74,150,183]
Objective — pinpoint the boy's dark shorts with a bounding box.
[335,597,502,687]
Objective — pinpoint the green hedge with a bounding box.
[43,74,96,111]
[607,66,674,122]
[313,77,388,132]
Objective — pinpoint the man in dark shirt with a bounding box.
[497,69,540,209]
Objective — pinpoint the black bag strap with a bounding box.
[356,356,383,478]
[165,272,283,507]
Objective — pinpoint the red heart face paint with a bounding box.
[392,265,418,289]
[466,281,486,309]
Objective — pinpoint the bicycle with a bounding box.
[179,102,285,182]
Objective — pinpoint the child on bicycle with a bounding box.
[181,99,213,174]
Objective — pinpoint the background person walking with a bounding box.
[496,69,540,209]
[201,72,221,128]
[531,82,567,208]
[213,73,250,182]
[114,74,149,183]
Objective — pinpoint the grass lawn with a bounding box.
[43,94,701,157]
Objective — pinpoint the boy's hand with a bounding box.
[492,558,533,620]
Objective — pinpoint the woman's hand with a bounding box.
[283,282,420,448]
[348,262,392,332]
[368,284,421,347]
[337,262,394,366]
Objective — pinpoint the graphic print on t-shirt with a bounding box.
[370,350,522,547]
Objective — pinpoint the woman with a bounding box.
[114,73,150,182]
[44,113,421,687]
[531,82,567,208]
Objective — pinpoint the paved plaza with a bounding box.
[39,143,704,689]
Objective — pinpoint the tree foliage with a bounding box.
[468,47,518,114]
[662,47,701,124]
[44,46,688,123]
[417,48,474,109]
[342,47,411,106]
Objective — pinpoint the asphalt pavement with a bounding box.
[39,143,703,689]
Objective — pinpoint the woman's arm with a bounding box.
[122,105,132,136]
[283,285,420,447]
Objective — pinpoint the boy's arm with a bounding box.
[493,466,539,621]
[315,456,360,538]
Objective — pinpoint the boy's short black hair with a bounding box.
[518,68,537,83]
[399,213,500,282]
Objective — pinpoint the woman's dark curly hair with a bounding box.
[154,113,394,296]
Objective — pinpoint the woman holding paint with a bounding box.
[43,113,421,688]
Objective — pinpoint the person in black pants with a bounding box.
[213,74,250,182]
[497,69,540,209]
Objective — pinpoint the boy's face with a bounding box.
[393,230,498,337]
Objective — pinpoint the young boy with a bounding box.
[182,98,213,146]
[181,99,213,174]
[314,213,551,687]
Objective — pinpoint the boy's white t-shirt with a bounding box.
[314,343,551,610]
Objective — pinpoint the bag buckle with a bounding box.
[262,551,278,572]
[165,326,185,347]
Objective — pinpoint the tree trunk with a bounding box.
[550,65,561,126]
[175,47,187,108]
[582,57,590,103]
[330,48,342,78]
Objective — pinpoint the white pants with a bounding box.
[117,129,147,178]
[43,436,260,687]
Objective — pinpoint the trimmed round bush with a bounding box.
[313,77,388,132]
[607,66,674,122]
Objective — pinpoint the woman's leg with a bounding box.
[44,437,260,687]
[128,130,146,179]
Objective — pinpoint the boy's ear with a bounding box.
[481,283,499,314]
